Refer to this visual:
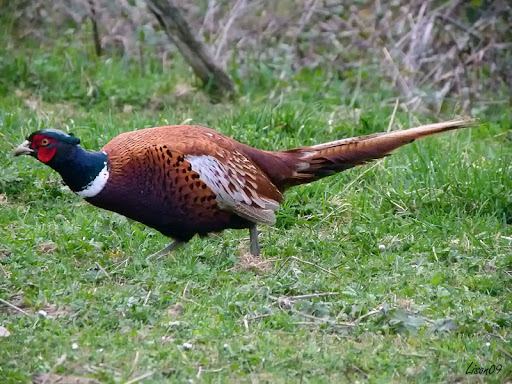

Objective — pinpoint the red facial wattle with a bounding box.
[31,135,57,163]
[37,146,57,163]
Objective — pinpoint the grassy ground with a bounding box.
[1,34,511,384]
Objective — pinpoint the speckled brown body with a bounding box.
[87,126,284,241]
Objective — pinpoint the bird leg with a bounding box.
[146,240,184,261]
[249,224,260,256]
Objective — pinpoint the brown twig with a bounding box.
[291,308,355,327]
[88,0,102,56]
[246,313,272,322]
[0,298,32,317]
[354,308,382,324]
[146,0,235,95]
[270,292,339,310]
[438,14,482,41]
[95,262,111,280]
[498,347,512,360]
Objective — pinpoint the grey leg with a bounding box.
[249,225,260,256]
[146,240,184,261]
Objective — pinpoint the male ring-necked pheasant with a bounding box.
[14,119,473,258]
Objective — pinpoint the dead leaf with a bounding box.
[173,83,196,98]
[25,98,41,111]
[167,302,183,318]
[37,242,58,254]
[41,304,74,318]
[0,194,8,206]
[0,248,11,259]
[396,299,414,311]
[0,325,11,337]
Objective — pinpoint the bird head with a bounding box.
[13,129,81,164]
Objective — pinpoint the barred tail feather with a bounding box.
[272,118,475,190]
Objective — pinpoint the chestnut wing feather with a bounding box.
[186,151,280,225]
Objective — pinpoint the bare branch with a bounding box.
[145,0,234,95]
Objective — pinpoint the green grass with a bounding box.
[0,33,511,384]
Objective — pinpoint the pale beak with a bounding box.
[13,140,34,157]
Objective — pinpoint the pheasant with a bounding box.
[14,119,473,258]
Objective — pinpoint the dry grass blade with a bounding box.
[284,292,339,300]
[291,308,355,327]
[123,371,155,384]
[270,292,338,310]
[289,256,338,277]
[214,0,249,61]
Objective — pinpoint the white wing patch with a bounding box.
[77,160,109,198]
[186,154,279,225]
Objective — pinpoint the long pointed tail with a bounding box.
[247,118,476,191]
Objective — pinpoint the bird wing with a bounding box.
[172,127,284,225]
[185,150,281,225]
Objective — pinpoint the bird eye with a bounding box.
[40,138,50,146]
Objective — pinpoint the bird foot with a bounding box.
[249,225,260,257]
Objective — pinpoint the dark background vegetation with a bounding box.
[2,0,511,113]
